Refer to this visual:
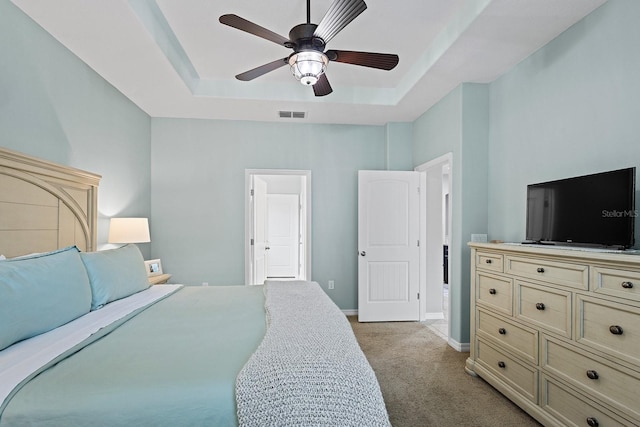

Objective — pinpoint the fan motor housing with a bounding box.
[289,23,325,52]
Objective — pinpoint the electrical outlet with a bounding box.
[328,280,335,289]
[202,282,209,287]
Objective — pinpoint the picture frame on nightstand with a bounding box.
[144,259,163,277]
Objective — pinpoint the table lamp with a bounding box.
[107,217,150,244]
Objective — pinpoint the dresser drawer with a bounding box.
[477,272,513,316]
[477,309,538,364]
[476,251,504,272]
[517,281,572,338]
[542,335,640,419]
[476,339,538,403]
[576,295,640,366]
[591,266,640,303]
[506,256,588,290]
[542,375,634,427]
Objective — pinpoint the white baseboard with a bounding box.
[421,312,445,320]
[448,337,470,352]
[342,309,358,316]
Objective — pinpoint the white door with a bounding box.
[358,170,420,322]
[266,194,300,278]
[252,177,268,285]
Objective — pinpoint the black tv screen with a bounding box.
[526,167,636,249]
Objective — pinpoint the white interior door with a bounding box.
[252,177,268,285]
[266,194,300,278]
[358,170,420,322]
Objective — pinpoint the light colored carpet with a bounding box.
[349,317,542,427]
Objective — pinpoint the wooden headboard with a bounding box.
[0,147,101,257]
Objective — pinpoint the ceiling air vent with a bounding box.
[278,111,306,119]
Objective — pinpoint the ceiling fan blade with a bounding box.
[326,50,399,70]
[313,73,333,96]
[313,0,367,44]
[236,58,289,81]
[219,14,291,47]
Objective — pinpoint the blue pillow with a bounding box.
[80,244,150,310]
[0,246,92,351]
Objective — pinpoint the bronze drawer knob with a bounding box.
[609,325,623,335]
[536,267,545,273]
[498,328,507,335]
[497,361,506,368]
[586,417,599,427]
[485,259,492,264]
[535,302,545,310]
[621,281,634,289]
[489,288,497,295]
[586,370,599,380]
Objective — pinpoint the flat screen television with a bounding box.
[525,167,636,249]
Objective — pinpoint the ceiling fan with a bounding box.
[219,0,399,96]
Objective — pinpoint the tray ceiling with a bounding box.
[11,0,607,125]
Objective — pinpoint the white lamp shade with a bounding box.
[108,218,150,244]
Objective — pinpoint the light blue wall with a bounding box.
[412,83,489,344]
[150,118,394,309]
[385,122,413,170]
[0,0,152,257]
[488,0,640,247]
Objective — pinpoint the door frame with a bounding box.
[245,169,312,285]
[252,175,268,285]
[415,153,453,326]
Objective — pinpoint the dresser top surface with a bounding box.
[469,242,640,266]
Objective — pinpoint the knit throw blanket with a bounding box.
[236,281,391,427]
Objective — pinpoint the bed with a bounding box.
[0,148,390,426]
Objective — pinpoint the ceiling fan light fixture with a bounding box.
[289,50,328,86]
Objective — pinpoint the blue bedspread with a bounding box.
[0,286,266,427]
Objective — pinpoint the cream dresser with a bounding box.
[466,242,640,427]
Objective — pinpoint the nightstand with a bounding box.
[148,273,172,285]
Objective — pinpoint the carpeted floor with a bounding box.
[349,317,542,427]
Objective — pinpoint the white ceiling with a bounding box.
[12,0,607,125]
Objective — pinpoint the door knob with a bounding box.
[360,251,366,256]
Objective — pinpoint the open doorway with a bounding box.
[416,153,452,341]
[245,169,311,285]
